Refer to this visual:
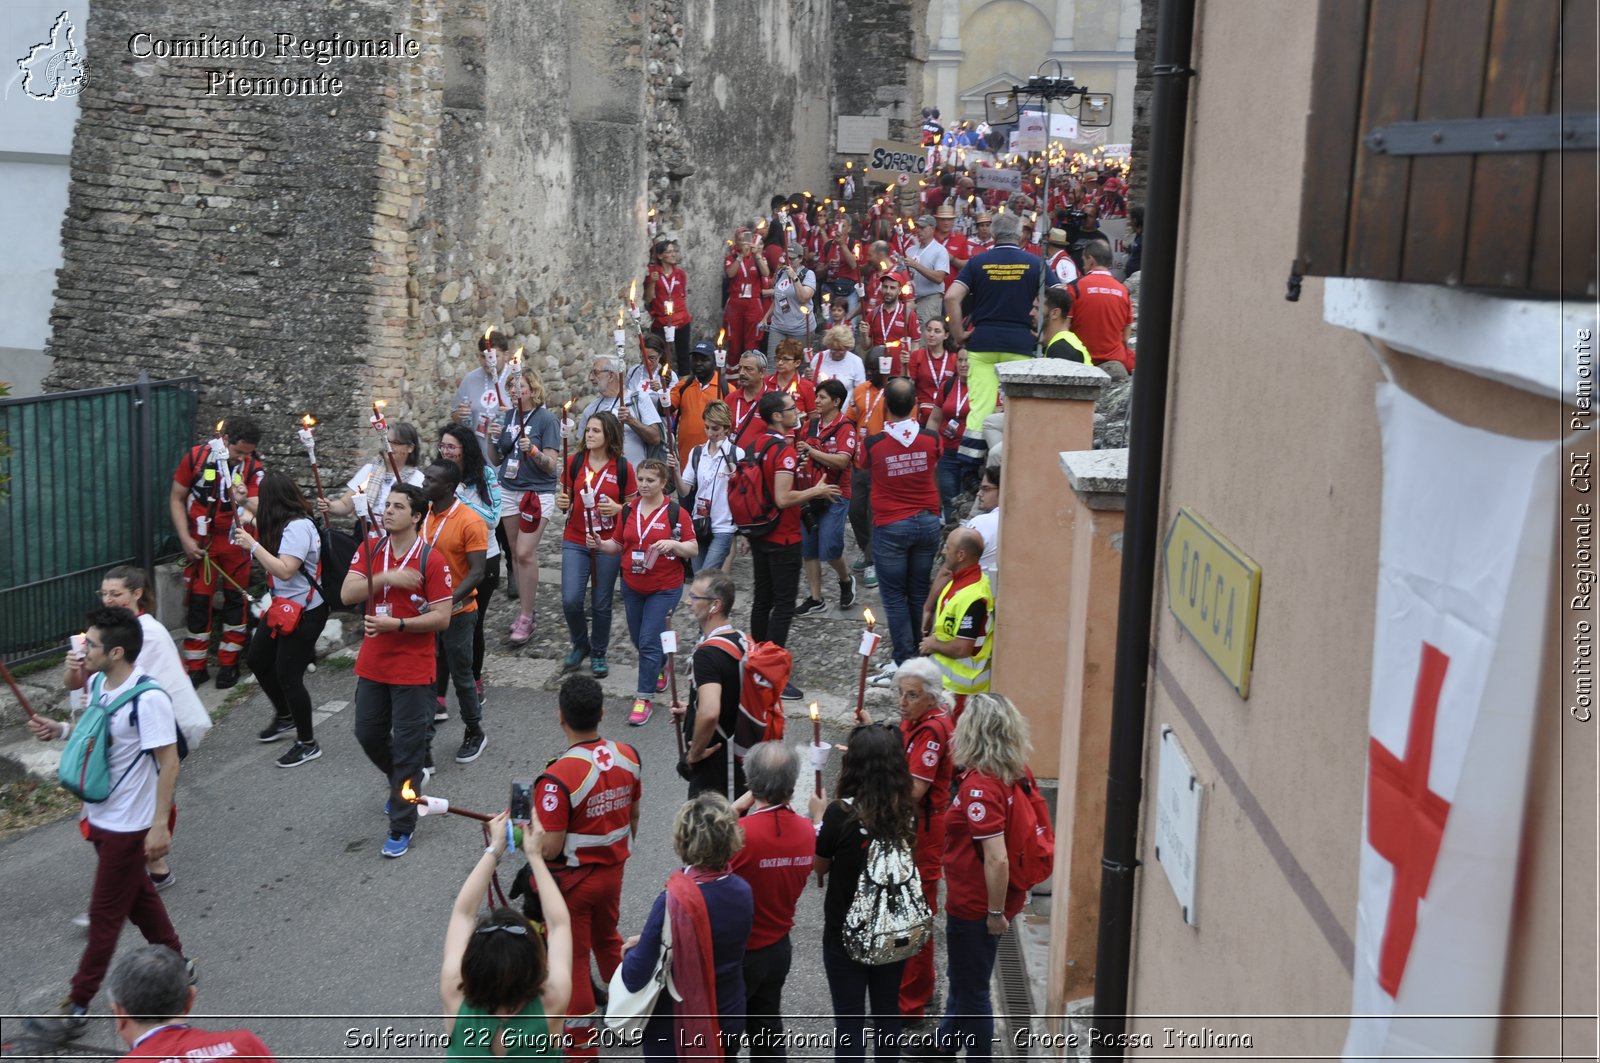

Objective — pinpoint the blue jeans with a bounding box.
[822,936,905,1063]
[802,496,849,561]
[561,541,621,656]
[936,452,979,524]
[621,582,682,699]
[871,511,941,664]
[695,531,734,573]
[934,915,1000,1063]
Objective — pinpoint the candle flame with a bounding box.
[484,325,494,344]
[900,283,912,297]
[648,208,656,218]
[373,400,387,411]
[302,414,315,428]
[214,420,224,432]
[845,161,853,169]
[628,279,637,303]
[863,608,875,626]
[809,701,820,721]
[664,300,673,315]
[400,779,418,802]
[717,328,726,346]
[617,308,625,328]
[563,399,573,413]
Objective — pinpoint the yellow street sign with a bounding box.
[1163,507,1262,697]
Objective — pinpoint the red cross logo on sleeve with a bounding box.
[1367,642,1453,997]
[592,744,614,772]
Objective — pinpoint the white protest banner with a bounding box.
[1014,112,1046,153]
[864,139,930,179]
[975,167,1022,193]
[1342,385,1558,1062]
[1050,113,1078,140]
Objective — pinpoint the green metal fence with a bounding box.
[0,374,200,664]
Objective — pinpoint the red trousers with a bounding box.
[72,822,183,1007]
[182,540,251,672]
[898,872,941,1016]
[723,299,766,363]
[557,862,626,1060]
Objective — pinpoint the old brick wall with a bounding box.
[43,0,921,475]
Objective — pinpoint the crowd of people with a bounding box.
[19,153,1134,1055]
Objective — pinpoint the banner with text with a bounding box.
[865,139,931,180]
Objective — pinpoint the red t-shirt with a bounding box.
[943,769,1028,920]
[903,709,955,873]
[764,373,817,415]
[728,392,768,453]
[725,254,765,304]
[349,537,453,686]
[937,232,972,290]
[1070,270,1134,371]
[867,302,919,354]
[536,738,643,868]
[859,423,941,527]
[608,499,695,594]
[173,444,265,528]
[730,803,815,950]
[122,1025,276,1061]
[755,433,803,545]
[935,376,972,452]
[563,456,634,547]
[800,413,857,499]
[648,265,690,326]
[911,348,958,419]
[822,239,860,282]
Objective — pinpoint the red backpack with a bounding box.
[1006,768,1055,890]
[726,437,785,538]
[702,630,791,756]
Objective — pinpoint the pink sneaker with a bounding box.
[628,699,653,726]
[508,614,534,647]
[656,669,668,693]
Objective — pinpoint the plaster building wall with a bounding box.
[1120,2,1590,1058]
[923,0,1135,145]
[1,0,90,398]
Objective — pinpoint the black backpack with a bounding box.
[618,499,696,581]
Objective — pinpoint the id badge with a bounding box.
[194,515,209,536]
[693,496,710,519]
[630,549,649,575]
[374,603,393,618]
[505,456,521,478]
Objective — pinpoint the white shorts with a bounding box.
[501,489,557,523]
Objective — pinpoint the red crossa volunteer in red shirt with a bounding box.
[793,378,860,617]
[107,945,276,1062]
[645,239,692,372]
[857,379,942,672]
[169,417,265,689]
[342,483,454,860]
[728,351,773,453]
[910,318,960,423]
[933,205,972,289]
[724,228,770,362]
[537,674,643,1061]
[556,412,637,680]
[1067,240,1136,373]
[764,338,818,415]
[729,741,816,1059]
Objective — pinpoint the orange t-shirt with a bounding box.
[849,382,888,455]
[419,501,488,615]
[672,373,732,465]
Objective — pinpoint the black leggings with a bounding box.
[246,601,329,743]
[436,555,501,694]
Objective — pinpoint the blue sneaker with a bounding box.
[381,832,411,858]
[383,798,391,816]
[591,654,609,678]
[562,646,589,671]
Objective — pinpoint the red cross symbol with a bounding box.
[1367,642,1453,997]
[592,745,614,771]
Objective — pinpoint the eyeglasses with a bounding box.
[475,923,530,936]
[687,593,716,603]
[84,637,103,651]
[782,405,798,414]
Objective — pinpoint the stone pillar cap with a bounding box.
[1060,448,1128,510]
[997,358,1109,401]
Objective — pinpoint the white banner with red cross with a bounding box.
[1343,385,1558,1060]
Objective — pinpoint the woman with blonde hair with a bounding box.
[495,367,562,647]
[925,693,1032,1062]
[811,324,867,397]
[619,792,753,1061]
[670,399,744,574]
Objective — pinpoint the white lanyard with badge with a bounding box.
[942,381,967,440]
[504,409,536,478]
[630,502,669,575]
[693,445,729,520]
[376,536,423,617]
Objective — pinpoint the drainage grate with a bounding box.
[994,924,1035,1058]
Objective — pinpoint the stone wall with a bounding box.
[43,0,920,474]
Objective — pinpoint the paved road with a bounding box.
[0,653,887,1061]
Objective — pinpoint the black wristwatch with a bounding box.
[398,617,407,633]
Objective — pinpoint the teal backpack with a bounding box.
[58,673,165,802]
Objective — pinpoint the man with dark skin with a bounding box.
[420,461,489,763]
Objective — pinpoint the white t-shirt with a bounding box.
[910,239,952,298]
[137,614,211,751]
[82,670,177,833]
[345,461,425,523]
[965,508,1000,590]
[811,351,868,405]
[583,392,663,469]
[454,367,507,463]
[679,441,744,534]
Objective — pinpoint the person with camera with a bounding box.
[535,674,642,1060]
[234,471,327,768]
[724,227,771,361]
[760,245,817,359]
[793,378,858,619]
[342,484,454,860]
[442,810,572,1058]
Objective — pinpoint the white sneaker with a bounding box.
[71,912,90,928]
[868,662,900,687]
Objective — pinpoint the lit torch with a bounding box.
[810,702,823,796]
[854,608,880,724]
[400,778,494,822]
[298,414,327,504]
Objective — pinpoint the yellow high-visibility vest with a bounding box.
[932,569,994,695]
